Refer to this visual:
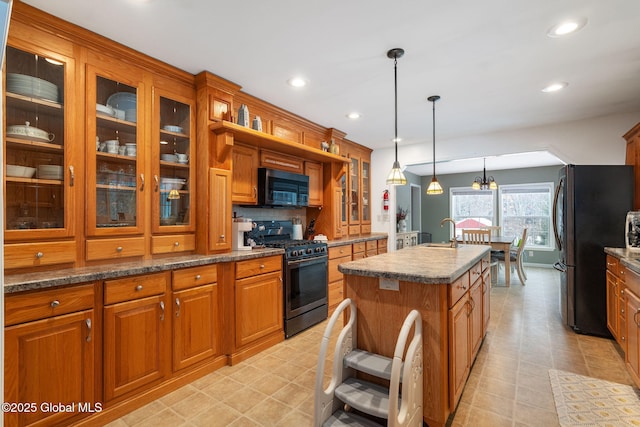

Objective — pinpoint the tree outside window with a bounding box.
[499,183,554,250]
[449,188,496,238]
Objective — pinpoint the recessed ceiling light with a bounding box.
[287,77,308,88]
[542,82,568,93]
[346,112,361,119]
[392,137,402,143]
[547,18,587,37]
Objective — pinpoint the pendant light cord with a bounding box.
[432,98,436,177]
[394,57,398,162]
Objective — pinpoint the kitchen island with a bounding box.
[338,244,492,427]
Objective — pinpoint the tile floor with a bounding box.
[106,267,633,427]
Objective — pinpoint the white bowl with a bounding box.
[106,92,136,111]
[161,154,178,162]
[38,165,63,180]
[160,178,186,190]
[6,165,36,178]
[163,125,183,133]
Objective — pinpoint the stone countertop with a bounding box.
[326,233,388,248]
[605,247,640,275]
[4,248,283,294]
[338,244,490,284]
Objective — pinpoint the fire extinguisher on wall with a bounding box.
[383,190,389,211]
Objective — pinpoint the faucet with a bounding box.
[440,217,458,248]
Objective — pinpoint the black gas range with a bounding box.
[248,220,328,338]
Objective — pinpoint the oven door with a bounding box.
[285,256,328,319]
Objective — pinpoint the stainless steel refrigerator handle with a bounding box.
[553,261,566,273]
[552,178,563,251]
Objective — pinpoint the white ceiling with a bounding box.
[20,0,640,175]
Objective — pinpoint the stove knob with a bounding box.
[306,248,313,255]
[292,250,298,257]
[315,247,321,253]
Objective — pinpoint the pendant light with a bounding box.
[426,95,443,195]
[472,158,498,190]
[385,48,407,186]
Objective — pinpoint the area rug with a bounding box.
[549,369,640,426]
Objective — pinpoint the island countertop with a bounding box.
[338,243,491,284]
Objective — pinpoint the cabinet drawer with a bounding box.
[104,272,169,305]
[172,265,218,291]
[366,240,377,251]
[360,224,371,234]
[86,237,145,261]
[329,245,351,259]
[481,253,491,271]
[236,255,282,280]
[606,255,619,274]
[5,284,94,326]
[353,242,366,253]
[4,241,76,269]
[378,239,388,253]
[328,280,344,307]
[470,261,483,284]
[449,273,470,308]
[349,225,361,235]
[329,255,351,283]
[152,234,196,255]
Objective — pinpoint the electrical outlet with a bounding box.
[529,251,534,257]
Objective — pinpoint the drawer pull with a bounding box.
[175,297,181,317]
[195,274,201,280]
[135,285,143,291]
[35,252,44,259]
[140,173,145,191]
[116,246,123,252]
[50,300,60,308]
[85,318,92,342]
[154,175,159,191]
[174,241,180,247]
[160,301,165,321]
[69,165,75,186]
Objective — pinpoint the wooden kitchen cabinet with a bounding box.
[234,256,283,349]
[4,284,95,427]
[305,161,323,207]
[606,254,627,348]
[342,144,372,236]
[103,272,171,402]
[624,122,640,210]
[208,168,232,252]
[232,144,259,204]
[625,288,640,383]
[172,265,222,371]
[151,85,196,242]
[328,245,352,313]
[3,38,80,270]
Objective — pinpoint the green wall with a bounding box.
[419,165,561,265]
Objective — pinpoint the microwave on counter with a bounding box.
[257,168,309,207]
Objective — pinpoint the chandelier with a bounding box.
[472,158,497,190]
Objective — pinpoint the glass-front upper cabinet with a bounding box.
[86,63,145,236]
[4,45,76,240]
[362,160,370,223]
[349,157,360,224]
[152,90,194,232]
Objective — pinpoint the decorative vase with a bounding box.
[398,219,407,232]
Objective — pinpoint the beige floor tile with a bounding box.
[222,386,268,414]
[244,397,291,425]
[275,409,313,426]
[171,390,217,419]
[130,408,186,427]
[120,400,168,426]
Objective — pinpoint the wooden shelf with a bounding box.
[6,137,64,153]
[209,120,349,164]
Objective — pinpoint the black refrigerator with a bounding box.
[553,164,634,337]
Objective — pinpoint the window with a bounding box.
[499,182,554,250]
[449,187,496,237]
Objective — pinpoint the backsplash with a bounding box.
[232,205,306,225]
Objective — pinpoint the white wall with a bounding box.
[371,111,640,238]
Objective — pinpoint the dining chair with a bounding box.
[481,225,501,237]
[492,228,527,285]
[462,229,492,244]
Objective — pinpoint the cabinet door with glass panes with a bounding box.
[4,44,77,241]
[361,159,371,226]
[86,62,146,236]
[348,156,360,234]
[152,88,195,235]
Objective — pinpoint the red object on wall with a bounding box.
[383,190,389,211]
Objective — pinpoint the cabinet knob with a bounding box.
[174,241,180,247]
[135,285,143,291]
[116,246,123,252]
[35,252,44,259]
[154,175,159,191]
[220,234,225,239]
[69,165,75,187]
[195,274,201,280]
[140,173,145,191]
[85,318,92,342]
[50,300,60,308]
[260,264,265,269]
[622,289,625,295]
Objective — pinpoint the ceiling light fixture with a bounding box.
[547,18,587,37]
[472,158,498,190]
[346,112,361,119]
[385,48,407,186]
[426,95,443,195]
[287,77,307,88]
[542,82,568,93]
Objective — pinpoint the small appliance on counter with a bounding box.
[232,218,253,251]
[292,216,303,240]
[626,211,640,252]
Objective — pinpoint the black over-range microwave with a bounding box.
[257,168,309,207]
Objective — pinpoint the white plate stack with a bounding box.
[7,73,59,102]
[38,165,63,180]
